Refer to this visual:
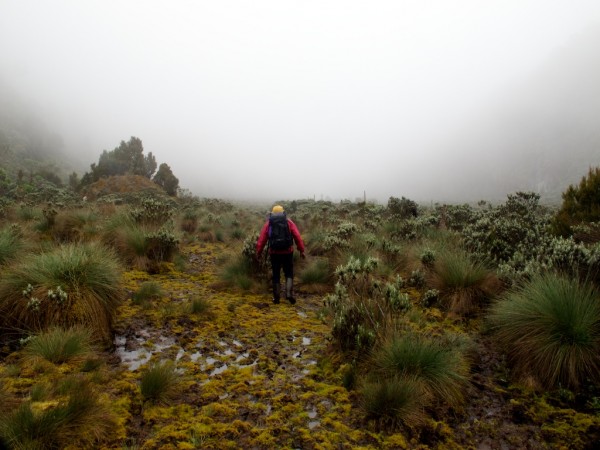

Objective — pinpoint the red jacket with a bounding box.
[256,217,305,255]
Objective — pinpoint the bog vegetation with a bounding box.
[0,139,600,448]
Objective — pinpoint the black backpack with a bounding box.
[268,212,293,250]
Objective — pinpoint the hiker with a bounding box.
[256,205,305,304]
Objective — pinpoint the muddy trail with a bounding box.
[109,242,570,449]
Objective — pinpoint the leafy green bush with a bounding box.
[488,273,600,389]
[326,257,410,352]
[0,242,124,343]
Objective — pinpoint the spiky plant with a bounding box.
[370,332,470,407]
[51,209,99,243]
[140,360,181,404]
[428,250,501,316]
[0,226,23,266]
[488,273,600,389]
[23,327,94,365]
[101,213,149,268]
[189,295,211,315]
[0,242,124,344]
[299,257,332,286]
[132,281,163,307]
[0,378,114,449]
[360,376,428,427]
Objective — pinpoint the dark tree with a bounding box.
[387,196,418,218]
[79,136,159,187]
[153,163,179,196]
[554,166,600,236]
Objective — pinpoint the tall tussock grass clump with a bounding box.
[489,273,600,389]
[140,360,181,404]
[102,212,149,266]
[0,242,124,344]
[428,250,501,316]
[359,331,470,427]
[360,376,428,427]
[102,210,179,271]
[0,377,115,449]
[50,208,99,243]
[0,225,23,266]
[370,332,470,407]
[23,327,94,365]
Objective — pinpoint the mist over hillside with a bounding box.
[427,26,600,204]
[1,3,600,204]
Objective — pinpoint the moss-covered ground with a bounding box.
[2,239,600,449]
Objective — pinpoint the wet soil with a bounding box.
[109,242,587,449]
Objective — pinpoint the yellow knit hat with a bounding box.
[272,205,284,213]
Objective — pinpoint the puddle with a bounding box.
[190,351,202,362]
[297,311,307,319]
[116,348,152,371]
[233,340,243,347]
[308,421,320,429]
[115,332,185,371]
[236,352,250,362]
[210,364,228,376]
[302,337,311,346]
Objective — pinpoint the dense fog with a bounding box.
[1,1,600,203]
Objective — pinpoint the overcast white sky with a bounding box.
[1,1,600,202]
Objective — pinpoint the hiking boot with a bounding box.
[272,283,281,304]
[285,278,296,304]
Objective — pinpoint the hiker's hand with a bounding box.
[301,252,306,259]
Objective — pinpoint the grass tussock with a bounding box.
[299,257,332,286]
[360,376,428,428]
[370,331,470,407]
[132,281,163,307]
[488,273,600,389]
[23,326,94,365]
[0,225,24,266]
[140,360,181,404]
[0,242,124,343]
[428,250,501,316]
[189,295,211,316]
[0,377,115,449]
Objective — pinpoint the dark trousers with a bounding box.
[270,252,294,284]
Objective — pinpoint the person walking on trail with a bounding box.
[256,205,305,304]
